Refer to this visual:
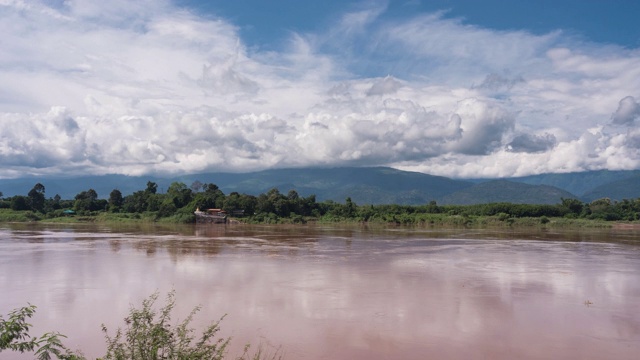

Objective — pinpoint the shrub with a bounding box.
[2,292,282,360]
[496,212,510,221]
[101,291,229,360]
[0,304,82,360]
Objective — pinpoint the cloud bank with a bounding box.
[1,0,639,178]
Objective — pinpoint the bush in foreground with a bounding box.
[0,304,80,360]
[1,292,281,360]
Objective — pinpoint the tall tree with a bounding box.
[75,189,101,212]
[27,183,45,212]
[344,197,356,217]
[145,181,158,194]
[123,191,148,213]
[190,180,204,193]
[166,182,192,209]
[108,189,124,212]
[560,197,583,216]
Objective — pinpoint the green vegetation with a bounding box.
[1,181,639,226]
[438,180,576,205]
[1,292,280,360]
[0,304,80,359]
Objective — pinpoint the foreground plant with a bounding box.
[0,304,82,359]
[101,291,229,360]
[1,292,281,360]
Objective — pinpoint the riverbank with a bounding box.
[0,208,624,229]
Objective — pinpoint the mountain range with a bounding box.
[0,167,638,205]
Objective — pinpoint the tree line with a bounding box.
[1,182,639,223]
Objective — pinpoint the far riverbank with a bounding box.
[0,208,628,230]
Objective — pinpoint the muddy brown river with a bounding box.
[1,223,639,359]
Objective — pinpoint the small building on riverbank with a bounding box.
[194,208,227,224]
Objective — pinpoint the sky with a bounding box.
[1,0,640,179]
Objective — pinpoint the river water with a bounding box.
[1,223,639,359]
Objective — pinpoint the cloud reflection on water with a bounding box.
[0,224,639,359]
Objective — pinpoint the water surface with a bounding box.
[1,223,639,359]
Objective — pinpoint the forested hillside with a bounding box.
[1,167,640,205]
[439,180,578,205]
[1,181,638,225]
[581,174,640,201]
[506,170,640,197]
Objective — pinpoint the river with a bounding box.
[1,223,639,359]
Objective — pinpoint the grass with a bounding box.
[0,209,42,222]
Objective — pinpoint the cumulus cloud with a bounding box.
[0,0,640,179]
[624,128,640,149]
[611,96,640,125]
[366,76,403,96]
[0,107,88,168]
[507,133,557,153]
[297,95,463,165]
[397,128,640,178]
[450,99,515,155]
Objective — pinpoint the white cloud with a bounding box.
[397,127,640,178]
[366,76,403,96]
[0,0,639,179]
[611,96,640,125]
[449,98,515,155]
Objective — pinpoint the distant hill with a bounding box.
[0,175,166,201]
[581,174,640,201]
[2,167,640,205]
[505,170,640,197]
[438,180,578,205]
[0,167,473,205]
[188,167,474,205]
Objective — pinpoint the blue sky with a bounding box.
[1,0,640,178]
[179,0,640,79]
[180,0,640,50]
